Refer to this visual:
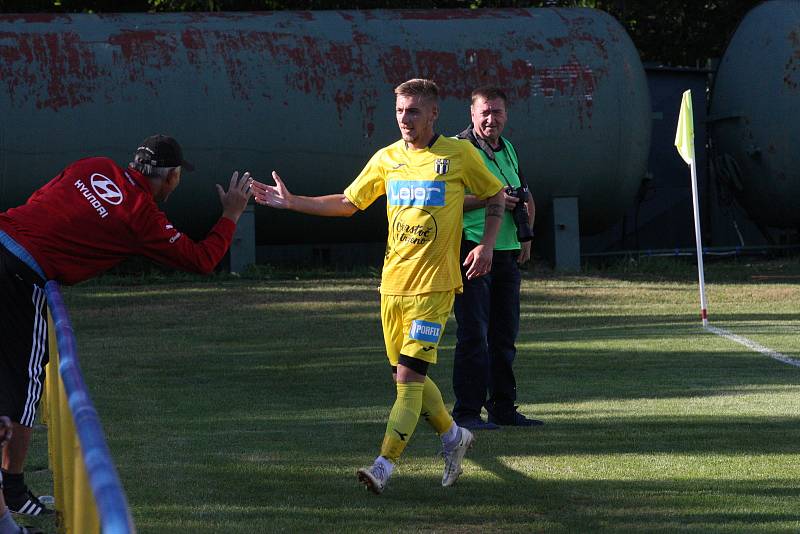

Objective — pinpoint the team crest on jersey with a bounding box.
[434,158,450,175]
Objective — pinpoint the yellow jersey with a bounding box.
[344,135,503,296]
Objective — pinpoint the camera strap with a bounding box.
[503,140,529,192]
[456,126,528,191]
[489,145,517,189]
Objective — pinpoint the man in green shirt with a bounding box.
[452,86,542,430]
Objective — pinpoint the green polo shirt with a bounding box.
[463,137,523,250]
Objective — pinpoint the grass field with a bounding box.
[21,258,800,533]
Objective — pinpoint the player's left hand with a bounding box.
[464,244,493,280]
[517,240,531,265]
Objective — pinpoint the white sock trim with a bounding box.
[375,455,394,477]
[441,422,459,448]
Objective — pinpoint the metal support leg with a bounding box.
[230,205,255,274]
[553,197,580,272]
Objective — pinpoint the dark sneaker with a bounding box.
[5,488,54,517]
[488,407,544,427]
[454,416,500,431]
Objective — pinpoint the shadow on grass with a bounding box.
[126,451,800,533]
[475,415,800,455]
[517,313,800,339]
[83,332,800,416]
[61,277,800,533]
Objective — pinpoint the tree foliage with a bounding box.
[0,0,763,67]
[592,0,760,67]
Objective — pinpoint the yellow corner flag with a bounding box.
[674,89,695,165]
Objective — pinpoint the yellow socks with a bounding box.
[379,377,455,462]
[380,381,424,462]
[420,376,455,436]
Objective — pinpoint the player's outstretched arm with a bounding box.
[251,171,358,217]
[216,171,254,223]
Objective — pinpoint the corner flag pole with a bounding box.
[675,89,709,327]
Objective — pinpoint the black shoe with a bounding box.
[488,407,544,427]
[454,416,500,431]
[4,488,53,517]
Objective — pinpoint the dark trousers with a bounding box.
[452,240,521,421]
[0,243,48,426]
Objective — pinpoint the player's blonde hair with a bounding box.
[395,78,439,103]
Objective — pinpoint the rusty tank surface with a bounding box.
[0,8,650,244]
[709,0,800,230]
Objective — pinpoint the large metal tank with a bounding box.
[0,9,650,244]
[709,0,800,229]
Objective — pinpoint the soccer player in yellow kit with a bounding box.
[251,79,504,494]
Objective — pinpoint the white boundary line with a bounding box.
[705,325,800,368]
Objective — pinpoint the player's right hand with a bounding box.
[251,171,292,210]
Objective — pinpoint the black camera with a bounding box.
[506,186,533,242]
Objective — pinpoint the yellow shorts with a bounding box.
[380,291,455,366]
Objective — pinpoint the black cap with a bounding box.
[135,134,195,171]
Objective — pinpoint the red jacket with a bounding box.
[0,157,235,285]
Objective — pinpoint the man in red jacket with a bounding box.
[0,134,252,517]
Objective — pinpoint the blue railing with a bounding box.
[45,281,135,534]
